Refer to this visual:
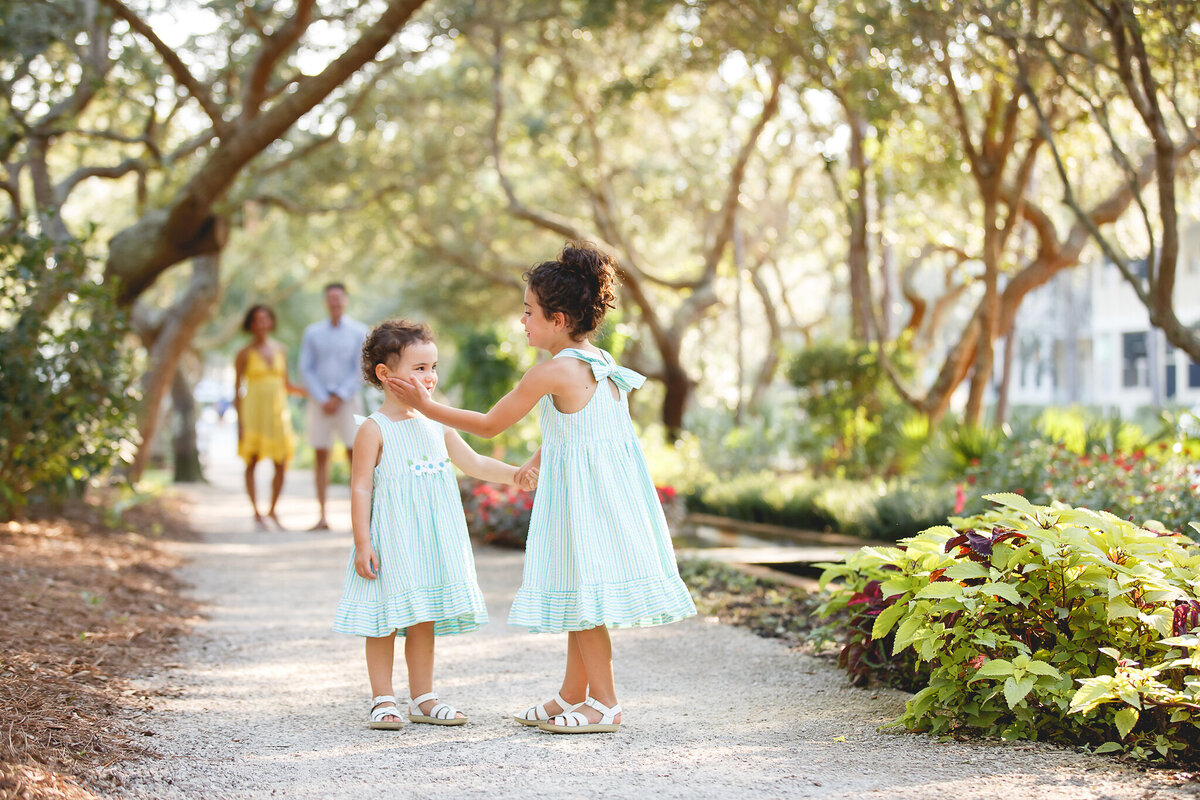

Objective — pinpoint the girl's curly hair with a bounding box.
[361,319,434,387]
[524,242,617,338]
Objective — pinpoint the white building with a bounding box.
[1005,221,1200,417]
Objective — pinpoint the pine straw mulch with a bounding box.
[0,493,199,800]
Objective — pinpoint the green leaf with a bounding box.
[1025,660,1060,678]
[1107,598,1139,622]
[1070,679,1116,714]
[1139,611,1172,638]
[1003,675,1036,709]
[1094,742,1123,754]
[871,602,908,640]
[944,562,989,580]
[1114,707,1139,740]
[979,582,1023,605]
[916,581,963,600]
[969,659,1014,681]
[984,492,1038,515]
[1116,685,1142,710]
[878,578,913,598]
[893,615,924,655]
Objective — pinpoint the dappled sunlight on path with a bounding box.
[116,443,1198,799]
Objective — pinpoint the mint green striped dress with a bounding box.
[508,348,696,633]
[333,413,488,638]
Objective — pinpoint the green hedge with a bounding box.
[687,472,954,540]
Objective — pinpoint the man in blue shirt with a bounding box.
[299,283,369,530]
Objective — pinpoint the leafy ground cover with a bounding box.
[818,494,1200,764]
[0,495,196,800]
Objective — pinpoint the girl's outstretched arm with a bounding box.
[350,419,383,579]
[443,429,522,485]
[514,447,541,490]
[388,361,561,438]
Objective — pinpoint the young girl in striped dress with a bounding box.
[334,320,534,730]
[391,243,696,734]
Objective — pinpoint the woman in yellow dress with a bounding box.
[235,305,306,530]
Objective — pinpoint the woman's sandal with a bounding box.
[408,691,467,726]
[538,696,621,734]
[512,692,580,727]
[368,695,404,730]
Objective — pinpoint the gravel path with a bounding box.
[116,446,1198,799]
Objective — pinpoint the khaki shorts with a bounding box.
[306,395,363,450]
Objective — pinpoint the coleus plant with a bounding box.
[818,493,1200,762]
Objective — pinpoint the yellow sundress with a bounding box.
[238,348,296,463]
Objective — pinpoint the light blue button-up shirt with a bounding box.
[299,316,369,404]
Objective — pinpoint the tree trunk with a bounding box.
[662,360,689,441]
[747,266,785,413]
[129,252,222,482]
[995,323,1016,426]
[171,360,205,483]
[846,108,873,341]
[876,166,894,341]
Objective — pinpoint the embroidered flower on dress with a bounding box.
[409,457,451,477]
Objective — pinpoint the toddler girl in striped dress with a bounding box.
[391,243,696,734]
[334,320,534,730]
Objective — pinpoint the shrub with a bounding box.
[866,481,956,541]
[818,494,1200,763]
[0,232,138,518]
[785,339,926,478]
[687,471,952,541]
[460,479,534,549]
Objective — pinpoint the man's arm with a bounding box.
[332,323,367,401]
[299,325,330,403]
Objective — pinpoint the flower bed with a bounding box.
[460,480,534,549]
[460,479,686,549]
[962,440,1200,535]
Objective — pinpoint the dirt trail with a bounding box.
[116,441,1197,799]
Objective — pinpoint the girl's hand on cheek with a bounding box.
[385,376,427,406]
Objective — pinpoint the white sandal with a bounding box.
[512,692,581,727]
[408,691,467,726]
[368,695,404,730]
[539,696,621,734]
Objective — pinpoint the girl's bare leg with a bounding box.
[365,633,401,723]
[549,630,589,713]
[244,457,266,529]
[267,461,287,529]
[571,625,621,723]
[405,622,464,718]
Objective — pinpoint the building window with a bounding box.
[1122,332,1148,388]
[1189,360,1200,389]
